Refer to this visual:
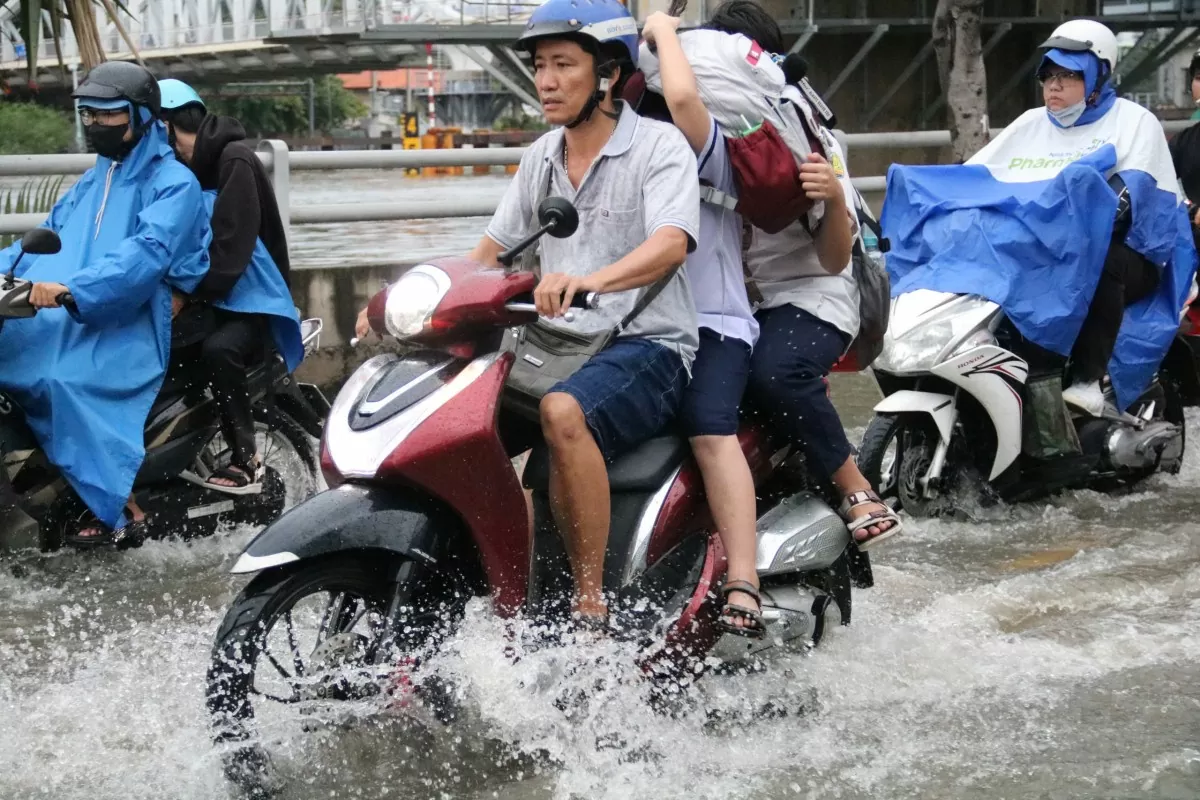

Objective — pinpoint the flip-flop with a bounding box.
[717,579,766,639]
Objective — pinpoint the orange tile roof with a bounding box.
[338,69,444,91]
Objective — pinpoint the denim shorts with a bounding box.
[680,327,753,437]
[549,337,687,462]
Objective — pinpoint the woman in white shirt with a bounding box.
[744,130,904,550]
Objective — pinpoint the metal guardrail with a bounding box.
[0,121,1191,235]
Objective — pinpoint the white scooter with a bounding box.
[856,288,1188,516]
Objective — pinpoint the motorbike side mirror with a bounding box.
[20,228,62,256]
[497,196,580,268]
[537,197,579,239]
[3,228,62,289]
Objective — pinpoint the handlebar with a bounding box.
[56,291,77,312]
[573,291,601,310]
[506,291,599,312]
[504,291,600,324]
[349,291,600,348]
[505,303,578,323]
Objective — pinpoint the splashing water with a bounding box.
[2,414,1200,799]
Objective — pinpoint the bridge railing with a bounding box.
[0,121,1193,236]
[0,0,542,68]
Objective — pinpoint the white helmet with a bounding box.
[1040,19,1119,73]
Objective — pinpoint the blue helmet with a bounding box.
[158,78,206,114]
[515,0,640,69]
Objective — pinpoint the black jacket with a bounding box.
[1170,120,1200,208]
[188,114,291,302]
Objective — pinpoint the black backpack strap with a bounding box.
[615,267,675,335]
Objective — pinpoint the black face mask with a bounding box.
[85,123,132,160]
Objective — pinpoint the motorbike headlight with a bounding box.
[385,265,451,339]
[875,322,955,374]
[874,295,1000,374]
[951,329,997,357]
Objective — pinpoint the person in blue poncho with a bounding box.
[0,61,211,546]
[157,79,302,496]
[883,19,1197,418]
[1028,22,1163,415]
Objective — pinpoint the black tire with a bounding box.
[858,413,961,519]
[207,552,469,790]
[256,406,317,474]
[857,413,904,509]
[1161,374,1187,476]
[207,555,396,738]
[206,555,400,790]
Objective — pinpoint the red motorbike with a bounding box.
[205,198,868,784]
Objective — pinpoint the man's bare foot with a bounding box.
[571,596,610,636]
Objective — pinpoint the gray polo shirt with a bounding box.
[485,102,701,369]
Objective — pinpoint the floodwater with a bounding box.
[286,169,885,269]
[3,168,888,269]
[287,170,513,269]
[2,371,1198,800]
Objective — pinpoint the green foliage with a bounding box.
[0,175,65,247]
[0,100,72,154]
[206,76,369,137]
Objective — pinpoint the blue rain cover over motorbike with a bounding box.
[882,102,1197,411]
[198,190,303,372]
[0,122,210,529]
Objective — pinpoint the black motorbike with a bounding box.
[0,228,329,551]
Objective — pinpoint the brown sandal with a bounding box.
[717,579,766,639]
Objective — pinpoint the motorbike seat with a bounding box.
[523,435,688,493]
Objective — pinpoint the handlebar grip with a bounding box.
[572,291,599,310]
[56,291,76,309]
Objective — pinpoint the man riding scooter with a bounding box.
[357,0,702,631]
[157,79,303,496]
[0,61,211,546]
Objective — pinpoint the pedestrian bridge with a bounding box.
[0,0,540,91]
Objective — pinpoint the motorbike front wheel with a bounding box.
[858,413,966,518]
[206,553,466,792]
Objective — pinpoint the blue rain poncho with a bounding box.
[0,122,210,528]
[197,190,303,372]
[882,58,1197,411]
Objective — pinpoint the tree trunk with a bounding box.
[98,0,144,66]
[66,0,105,69]
[933,0,989,162]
